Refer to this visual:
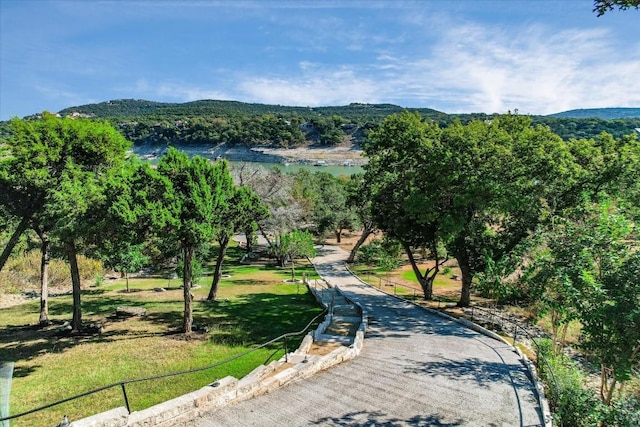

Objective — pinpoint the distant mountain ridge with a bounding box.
[47,98,640,143]
[59,99,640,121]
[57,99,449,121]
[548,108,640,119]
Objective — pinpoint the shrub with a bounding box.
[598,397,640,427]
[357,240,382,265]
[356,238,402,270]
[0,249,103,292]
[534,338,640,426]
[535,339,594,426]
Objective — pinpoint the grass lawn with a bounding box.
[0,247,323,427]
[349,262,462,302]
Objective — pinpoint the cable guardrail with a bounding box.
[0,308,327,424]
[347,265,558,422]
[463,305,559,395]
[352,269,425,301]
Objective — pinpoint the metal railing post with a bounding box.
[1,307,328,424]
[120,383,131,414]
[283,336,288,362]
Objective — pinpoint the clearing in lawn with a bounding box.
[0,247,323,427]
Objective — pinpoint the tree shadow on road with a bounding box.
[311,409,462,426]
[404,356,532,390]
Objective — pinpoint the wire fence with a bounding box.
[0,309,327,424]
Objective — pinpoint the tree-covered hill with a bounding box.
[58,99,448,122]
[55,99,451,148]
[3,99,638,148]
[548,107,640,119]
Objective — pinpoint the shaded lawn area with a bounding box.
[349,262,462,302]
[0,256,323,427]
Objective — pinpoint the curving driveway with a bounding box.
[195,245,544,426]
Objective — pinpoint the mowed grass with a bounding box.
[349,262,462,301]
[0,247,323,427]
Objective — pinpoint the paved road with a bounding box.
[195,246,544,426]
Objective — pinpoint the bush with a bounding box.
[357,240,381,265]
[356,238,402,270]
[534,338,640,426]
[0,250,103,292]
[598,397,640,427]
[535,338,597,426]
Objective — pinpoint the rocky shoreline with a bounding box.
[131,142,367,166]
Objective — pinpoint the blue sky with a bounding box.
[1,0,638,120]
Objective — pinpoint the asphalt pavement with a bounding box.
[194,245,544,426]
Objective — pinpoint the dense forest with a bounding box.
[42,99,640,148]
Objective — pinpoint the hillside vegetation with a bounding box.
[548,107,640,119]
[6,99,639,148]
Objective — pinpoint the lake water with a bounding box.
[231,161,364,177]
[138,148,365,177]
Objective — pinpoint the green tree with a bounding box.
[0,113,129,331]
[528,201,639,405]
[103,243,148,292]
[365,112,578,305]
[50,146,128,333]
[157,148,229,333]
[346,174,377,263]
[594,0,640,15]
[93,159,174,292]
[207,184,268,301]
[293,171,358,243]
[278,230,316,281]
[363,112,449,300]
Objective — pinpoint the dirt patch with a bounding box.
[0,293,29,309]
[0,286,76,310]
[254,142,366,166]
[132,140,367,166]
[307,342,343,356]
[261,362,294,380]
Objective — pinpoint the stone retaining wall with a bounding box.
[69,284,365,427]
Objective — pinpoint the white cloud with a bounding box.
[125,79,234,102]
[384,23,640,114]
[227,19,640,114]
[238,65,381,106]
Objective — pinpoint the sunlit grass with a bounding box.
[400,269,457,287]
[348,263,461,300]
[0,248,323,427]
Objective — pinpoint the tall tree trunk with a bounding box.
[208,235,229,301]
[456,251,473,307]
[404,243,439,300]
[347,227,374,263]
[335,229,342,243]
[0,215,31,273]
[258,224,275,252]
[182,245,194,334]
[244,227,254,253]
[66,240,83,333]
[125,272,130,293]
[38,231,50,325]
